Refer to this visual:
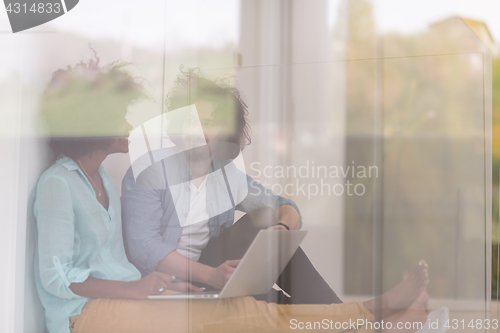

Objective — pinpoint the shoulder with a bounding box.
[37,162,71,188]
[34,162,75,203]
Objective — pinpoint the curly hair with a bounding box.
[40,52,145,159]
[165,67,251,149]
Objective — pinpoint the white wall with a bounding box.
[0,34,25,333]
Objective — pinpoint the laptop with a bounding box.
[148,229,307,299]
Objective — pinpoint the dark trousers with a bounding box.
[198,208,343,305]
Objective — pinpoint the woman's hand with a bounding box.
[206,260,240,290]
[127,271,203,299]
[127,271,173,299]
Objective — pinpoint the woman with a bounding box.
[34,57,429,333]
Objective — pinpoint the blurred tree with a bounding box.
[343,2,493,298]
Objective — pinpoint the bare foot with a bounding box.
[382,291,429,333]
[364,260,429,318]
[381,260,429,314]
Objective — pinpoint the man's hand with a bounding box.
[207,259,241,290]
[276,205,301,230]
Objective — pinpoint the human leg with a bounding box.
[198,208,276,268]
[198,208,340,304]
[69,296,375,333]
[276,247,343,304]
[198,208,289,302]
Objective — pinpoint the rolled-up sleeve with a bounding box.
[237,175,303,228]
[34,176,90,300]
[121,168,178,275]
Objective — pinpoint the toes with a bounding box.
[416,260,429,278]
[416,260,428,272]
[412,263,426,277]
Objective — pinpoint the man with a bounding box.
[121,68,341,304]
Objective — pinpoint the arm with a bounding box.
[35,176,94,300]
[275,204,301,230]
[121,166,178,275]
[236,174,303,229]
[69,271,202,299]
[157,251,240,290]
[70,277,138,299]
